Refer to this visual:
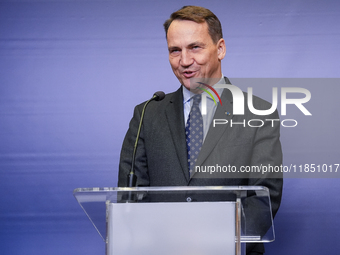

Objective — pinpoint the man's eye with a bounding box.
[170,49,180,54]
[191,45,201,51]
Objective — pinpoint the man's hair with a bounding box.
[163,6,223,44]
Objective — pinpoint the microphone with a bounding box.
[153,91,165,101]
[127,91,165,187]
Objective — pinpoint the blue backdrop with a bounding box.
[1,0,339,254]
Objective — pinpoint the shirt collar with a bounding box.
[183,76,226,104]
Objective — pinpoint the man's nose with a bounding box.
[180,50,194,67]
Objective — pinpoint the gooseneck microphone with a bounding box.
[127,91,165,187]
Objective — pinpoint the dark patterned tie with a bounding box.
[185,94,203,176]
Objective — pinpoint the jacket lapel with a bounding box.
[190,80,235,179]
[165,87,190,182]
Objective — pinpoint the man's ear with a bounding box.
[217,38,226,60]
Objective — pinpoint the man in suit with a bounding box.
[119,6,283,255]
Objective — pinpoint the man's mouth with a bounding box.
[182,70,197,78]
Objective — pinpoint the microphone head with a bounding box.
[153,91,165,101]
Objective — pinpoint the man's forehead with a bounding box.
[167,19,210,45]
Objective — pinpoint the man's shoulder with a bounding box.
[224,77,273,110]
[219,85,273,110]
[136,87,182,109]
[242,91,273,109]
[132,87,183,123]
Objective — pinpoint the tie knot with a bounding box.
[192,94,201,105]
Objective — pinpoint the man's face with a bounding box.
[167,19,226,90]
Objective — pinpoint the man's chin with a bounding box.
[183,77,208,90]
[180,78,191,91]
[182,83,191,91]
[182,84,203,95]
[182,79,204,93]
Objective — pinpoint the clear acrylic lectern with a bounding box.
[73,186,275,255]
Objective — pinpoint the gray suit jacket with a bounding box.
[118,78,283,253]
